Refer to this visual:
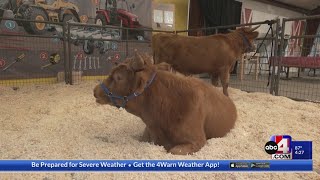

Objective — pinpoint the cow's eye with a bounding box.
[108,76,115,84]
[113,74,123,82]
[116,76,122,81]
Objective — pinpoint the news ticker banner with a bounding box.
[0,160,313,172]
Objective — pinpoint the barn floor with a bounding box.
[196,69,320,102]
[0,81,319,179]
[229,73,320,102]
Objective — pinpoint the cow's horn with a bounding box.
[131,50,144,71]
[133,49,140,60]
[250,25,261,32]
[134,50,141,59]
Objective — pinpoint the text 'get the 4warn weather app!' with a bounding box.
[264,135,312,160]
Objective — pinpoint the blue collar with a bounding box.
[100,72,157,109]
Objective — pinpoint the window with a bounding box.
[154,10,164,23]
[164,11,174,24]
[152,3,175,31]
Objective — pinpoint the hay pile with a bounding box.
[0,81,319,179]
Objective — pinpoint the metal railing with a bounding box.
[1,15,319,102]
[275,15,320,102]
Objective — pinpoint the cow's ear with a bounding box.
[142,53,153,66]
[247,31,259,39]
[130,50,145,71]
[134,76,148,95]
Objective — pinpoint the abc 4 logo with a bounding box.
[264,141,279,154]
[264,136,291,155]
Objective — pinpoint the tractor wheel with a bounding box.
[63,14,79,23]
[83,40,95,55]
[95,13,107,26]
[0,9,5,18]
[135,30,145,40]
[22,7,48,35]
[99,47,107,54]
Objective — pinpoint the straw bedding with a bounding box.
[0,81,319,179]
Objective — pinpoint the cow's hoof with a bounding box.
[223,90,229,97]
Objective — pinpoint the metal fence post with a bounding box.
[275,18,287,96]
[62,22,69,84]
[126,28,129,57]
[67,22,73,85]
[270,19,280,95]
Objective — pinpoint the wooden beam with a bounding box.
[253,0,310,14]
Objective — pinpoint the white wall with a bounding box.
[237,0,305,35]
[236,0,307,74]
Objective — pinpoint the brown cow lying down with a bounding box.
[152,25,260,96]
[93,51,237,155]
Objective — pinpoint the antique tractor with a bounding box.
[0,0,81,34]
[95,0,144,40]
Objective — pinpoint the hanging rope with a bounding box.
[247,24,273,62]
[247,21,273,75]
[244,20,275,88]
[267,23,275,87]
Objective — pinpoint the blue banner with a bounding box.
[0,160,313,172]
[292,141,313,160]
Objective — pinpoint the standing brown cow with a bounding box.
[93,51,237,155]
[152,26,260,96]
